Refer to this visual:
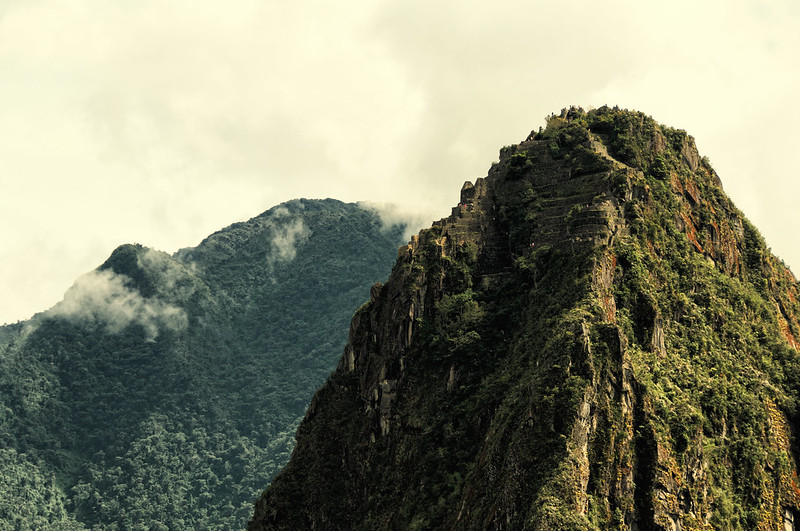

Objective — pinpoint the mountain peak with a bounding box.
[250,109,800,530]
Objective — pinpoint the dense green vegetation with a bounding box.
[594,112,800,528]
[517,107,800,528]
[0,199,407,530]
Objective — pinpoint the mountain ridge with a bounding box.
[0,198,410,529]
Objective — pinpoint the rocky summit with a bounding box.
[249,107,800,530]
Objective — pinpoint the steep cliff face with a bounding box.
[249,107,800,530]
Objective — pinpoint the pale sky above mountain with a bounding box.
[2,0,799,325]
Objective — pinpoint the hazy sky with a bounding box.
[2,0,799,325]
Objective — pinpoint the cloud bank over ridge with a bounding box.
[48,269,188,341]
[357,201,433,241]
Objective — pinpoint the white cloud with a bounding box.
[136,248,198,302]
[268,218,310,263]
[357,201,435,241]
[47,269,188,341]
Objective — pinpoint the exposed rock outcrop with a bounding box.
[249,107,800,530]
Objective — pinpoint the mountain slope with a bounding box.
[0,199,407,530]
[249,108,800,530]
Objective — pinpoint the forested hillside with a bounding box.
[0,199,407,530]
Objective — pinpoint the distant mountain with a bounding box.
[0,199,408,530]
[249,108,800,530]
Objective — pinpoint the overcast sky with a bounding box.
[2,0,799,325]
